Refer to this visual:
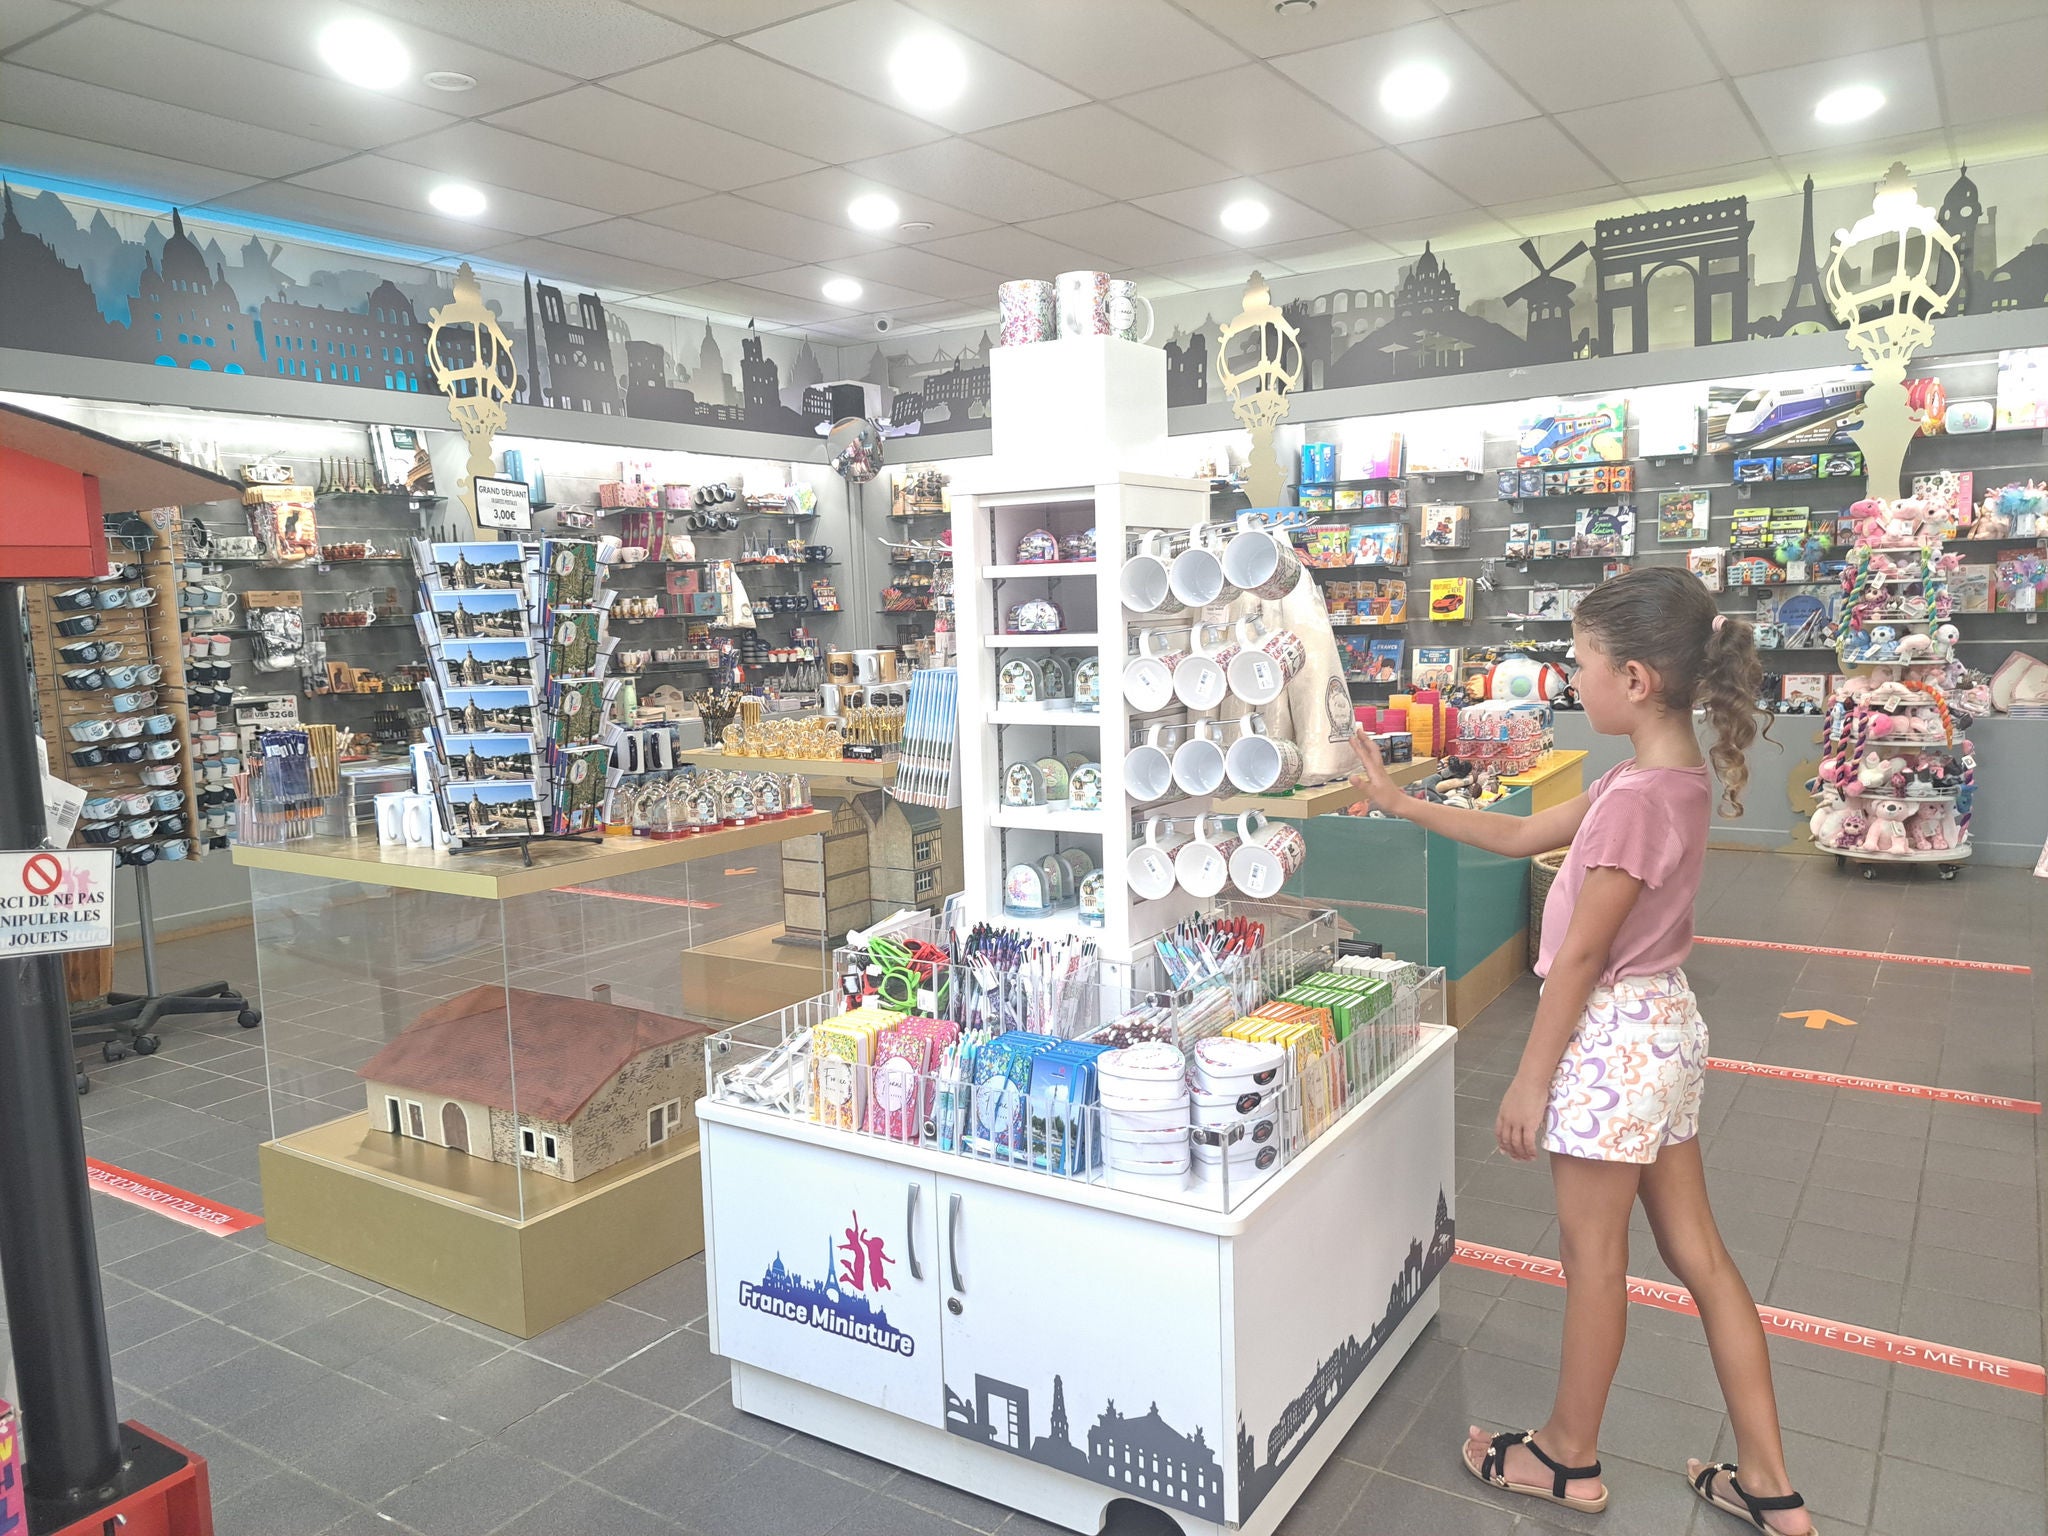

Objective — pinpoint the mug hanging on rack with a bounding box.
[1174,814,1244,899]
[1124,631,1188,714]
[1169,526,1232,610]
[1222,518,1304,601]
[1229,810,1308,896]
[1126,816,1191,901]
[1224,716,1303,794]
[1119,531,1184,616]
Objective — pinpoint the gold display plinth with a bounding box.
[260,1116,703,1338]
[678,922,831,1025]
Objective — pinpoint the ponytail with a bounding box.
[1572,567,1767,817]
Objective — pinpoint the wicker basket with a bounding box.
[1528,849,1569,968]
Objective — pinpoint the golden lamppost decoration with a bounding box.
[1823,163,1962,499]
[1215,271,1303,508]
[427,262,520,526]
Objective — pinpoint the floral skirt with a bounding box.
[1540,969,1707,1165]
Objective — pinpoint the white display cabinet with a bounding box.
[952,472,1212,960]
[700,1021,1454,1536]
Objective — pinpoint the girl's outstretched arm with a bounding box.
[1496,865,1643,1160]
[1349,727,1591,859]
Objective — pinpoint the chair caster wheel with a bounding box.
[1861,866,1876,879]
[77,1072,90,1096]
[135,1033,161,1055]
[238,1009,262,1030]
[103,1041,129,1063]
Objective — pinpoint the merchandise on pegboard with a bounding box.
[1809,495,1976,879]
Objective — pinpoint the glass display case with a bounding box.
[234,817,827,1336]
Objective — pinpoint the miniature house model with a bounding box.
[359,985,711,1182]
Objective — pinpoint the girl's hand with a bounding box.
[1496,1076,1550,1162]
[1348,726,1408,817]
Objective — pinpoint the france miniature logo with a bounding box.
[738,1211,915,1357]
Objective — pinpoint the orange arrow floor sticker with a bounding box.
[1781,1008,1857,1030]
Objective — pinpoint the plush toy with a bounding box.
[1907,804,1941,851]
[1895,631,1940,662]
[1861,797,1914,854]
[1849,497,1889,545]
[1882,497,1937,542]
[1935,623,1959,650]
[1809,787,1852,847]
[1859,624,1900,662]
[1838,809,1869,845]
[1857,749,1904,792]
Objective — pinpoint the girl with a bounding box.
[1348,567,1810,1535]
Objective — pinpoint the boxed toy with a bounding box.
[1657,490,1710,543]
[1781,674,1827,710]
[1952,563,1993,613]
[1411,645,1461,690]
[1687,546,1727,591]
[1427,577,1471,621]
[1527,585,1569,621]
[1351,522,1408,566]
[1571,507,1636,557]
[1504,522,1531,560]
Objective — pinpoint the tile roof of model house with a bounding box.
[360,985,710,1124]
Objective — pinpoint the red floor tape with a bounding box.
[1693,935,2031,975]
[85,1158,263,1236]
[1454,1240,2046,1394]
[556,884,720,910]
[1707,1056,2042,1113]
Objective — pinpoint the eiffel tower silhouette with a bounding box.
[1771,176,1838,335]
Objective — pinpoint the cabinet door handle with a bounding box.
[905,1181,923,1280]
[947,1192,964,1293]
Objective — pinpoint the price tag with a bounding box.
[474,476,533,531]
[0,849,116,954]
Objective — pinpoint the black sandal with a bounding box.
[1691,1461,1808,1531]
[1462,1428,1609,1513]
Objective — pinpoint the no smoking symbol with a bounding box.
[22,854,62,896]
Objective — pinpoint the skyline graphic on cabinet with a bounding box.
[1236,1189,1456,1518]
[945,1372,1224,1520]
[736,1236,917,1358]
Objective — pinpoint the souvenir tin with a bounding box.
[1004,861,1051,916]
[998,657,1043,703]
[1078,868,1105,927]
[1073,655,1101,709]
[1067,761,1104,810]
[1006,598,1064,634]
[1016,528,1061,564]
[1002,761,1045,807]
[1038,654,1073,701]
[1061,528,1097,562]
[1036,756,1071,802]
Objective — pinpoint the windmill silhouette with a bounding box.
[1504,238,1589,363]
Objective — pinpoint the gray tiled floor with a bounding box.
[22,848,2046,1534]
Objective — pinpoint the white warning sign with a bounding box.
[0,849,115,953]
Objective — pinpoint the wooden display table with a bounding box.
[1500,748,1589,814]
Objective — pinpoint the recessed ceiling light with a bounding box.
[317,17,410,91]
[1273,0,1317,12]
[1814,84,1885,125]
[428,182,487,218]
[889,33,968,112]
[822,276,864,304]
[899,220,934,234]
[847,193,901,231]
[1379,60,1450,119]
[1220,198,1270,234]
[423,70,476,92]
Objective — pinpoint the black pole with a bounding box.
[0,581,122,1500]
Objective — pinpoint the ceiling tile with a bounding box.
[606,43,945,162]
[291,156,607,238]
[1491,188,1644,237]
[1263,148,1470,229]
[899,0,1243,97]
[1454,0,1720,112]
[202,180,517,253]
[477,236,707,296]
[646,280,842,327]
[740,167,994,244]
[1019,204,1231,269]
[1556,82,1772,185]
[1143,254,1292,291]
[0,0,82,52]
[742,263,936,313]
[1935,17,2048,127]
[1270,20,1541,146]
[916,224,1121,278]
[847,139,1104,222]
[12,12,456,149]
[1168,0,1437,58]
[354,0,706,81]
[1371,211,1521,257]
[107,0,573,117]
[830,244,1002,301]
[742,0,1085,133]
[0,64,353,180]
[642,193,883,263]
[1681,0,1925,71]
[1250,233,1403,280]
[1405,119,1612,208]
[0,124,261,204]
[1115,63,1379,174]
[1625,160,1796,201]
[631,0,845,39]
[378,122,707,217]
[970,105,1235,201]
[1131,182,1345,250]
[1732,41,1943,158]
[1929,0,2043,31]
[1790,130,1957,190]
[553,217,783,279]
[486,86,818,191]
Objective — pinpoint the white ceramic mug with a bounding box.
[1172,719,1228,797]
[1125,631,1187,715]
[1123,722,1179,803]
[1224,717,1304,794]
[1175,618,1256,710]
[1228,810,1309,897]
[1107,279,1155,343]
[1055,270,1111,337]
[1169,525,1231,610]
[1223,518,1304,602]
[1119,531,1184,616]
[374,791,411,847]
[1228,627,1309,706]
[1174,814,1243,899]
[400,793,440,849]
[1126,817,1190,901]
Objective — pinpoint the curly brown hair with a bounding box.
[1572,566,1765,816]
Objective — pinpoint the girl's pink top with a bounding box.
[1535,760,1711,984]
